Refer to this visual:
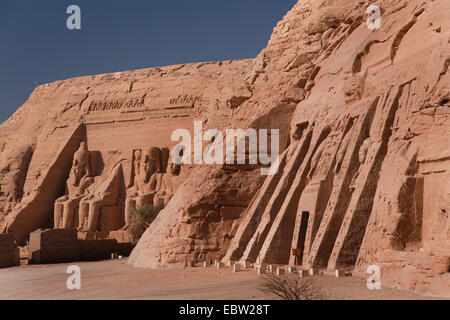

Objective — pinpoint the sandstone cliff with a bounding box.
[0,60,253,241]
[129,0,450,297]
[0,0,449,297]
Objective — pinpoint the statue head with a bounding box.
[167,156,181,176]
[141,147,161,182]
[133,149,142,170]
[71,142,90,181]
[80,141,88,151]
[72,159,86,180]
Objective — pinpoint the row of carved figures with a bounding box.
[53,142,183,233]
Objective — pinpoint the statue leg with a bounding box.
[122,196,136,230]
[136,196,143,209]
[78,200,89,231]
[61,201,73,229]
[54,202,63,229]
[138,193,155,207]
[87,200,101,232]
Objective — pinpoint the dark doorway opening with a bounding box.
[297,211,310,265]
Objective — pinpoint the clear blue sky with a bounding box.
[0,0,297,123]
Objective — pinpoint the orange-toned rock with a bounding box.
[0,0,449,298]
[0,234,19,268]
[0,60,253,243]
[131,0,449,297]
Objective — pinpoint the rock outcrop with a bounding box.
[130,0,450,297]
[0,60,253,242]
[0,0,449,297]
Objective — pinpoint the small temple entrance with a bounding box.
[295,211,309,266]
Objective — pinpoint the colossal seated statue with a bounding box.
[53,143,183,234]
[54,142,93,229]
[123,147,164,229]
[77,164,123,232]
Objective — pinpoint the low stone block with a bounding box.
[277,268,286,276]
[309,268,319,276]
[28,229,80,264]
[288,266,297,274]
[233,264,241,272]
[111,253,119,259]
[335,269,345,277]
[298,270,309,277]
[257,266,266,275]
[227,260,235,267]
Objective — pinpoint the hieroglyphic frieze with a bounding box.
[169,95,203,106]
[88,98,145,112]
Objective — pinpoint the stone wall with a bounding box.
[29,229,80,264]
[28,229,134,264]
[0,234,19,268]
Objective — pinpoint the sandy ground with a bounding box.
[0,259,445,300]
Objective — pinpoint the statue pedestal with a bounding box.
[108,230,132,244]
[77,231,109,241]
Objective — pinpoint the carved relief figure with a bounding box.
[308,142,326,180]
[358,138,371,164]
[343,73,366,104]
[349,138,372,192]
[334,131,352,173]
[54,142,94,229]
[0,147,33,214]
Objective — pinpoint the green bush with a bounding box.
[129,204,164,244]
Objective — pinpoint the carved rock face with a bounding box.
[0,0,449,299]
[358,139,371,164]
[343,74,364,103]
[306,0,356,34]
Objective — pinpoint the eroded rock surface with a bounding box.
[0,60,253,242]
[0,0,449,297]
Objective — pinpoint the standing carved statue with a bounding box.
[334,131,351,173]
[54,142,94,229]
[349,138,372,192]
[122,147,163,229]
[308,140,326,179]
[358,138,371,164]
